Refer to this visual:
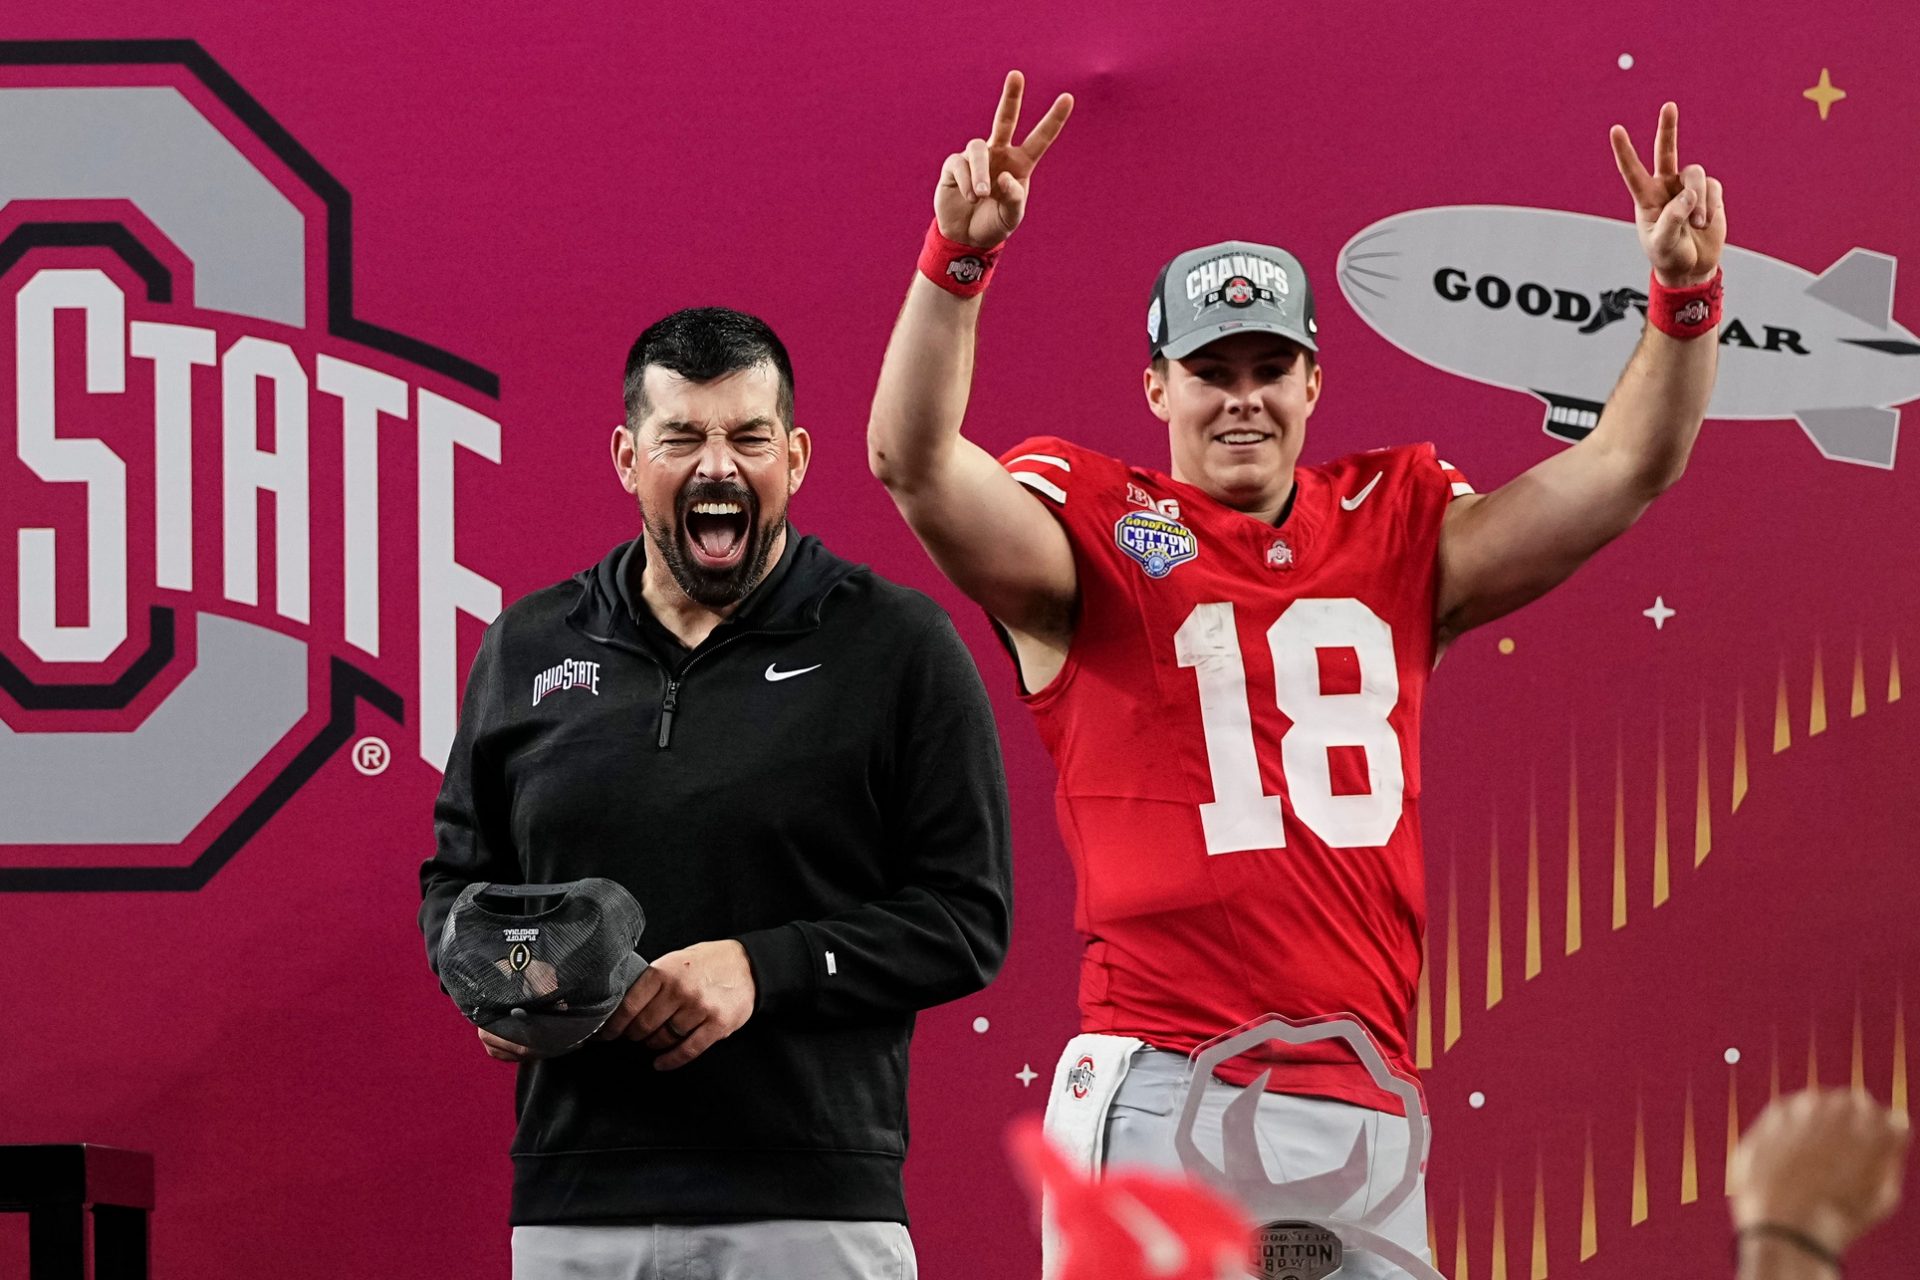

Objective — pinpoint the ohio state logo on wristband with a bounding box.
[919,219,1001,298]
[1648,269,1724,340]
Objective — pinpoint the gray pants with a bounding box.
[511,1221,916,1280]
[1102,1047,1432,1280]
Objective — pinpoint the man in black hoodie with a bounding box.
[420,307,1013,1280]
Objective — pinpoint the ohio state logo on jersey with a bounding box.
[0,42,502,892]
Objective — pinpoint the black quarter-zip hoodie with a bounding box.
[419,531,1013,1225]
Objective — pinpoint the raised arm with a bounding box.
[1435,102,1725,641]
[867,72,1079,649]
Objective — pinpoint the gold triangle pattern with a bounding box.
[1531,1148,1549,1280]
[1491,1170,1509,1280]
[1630,1091,1649,1226]
[1525,780,1542,981]
[1774,660,1792,753]
[1416,935,1434,1071]
[1456,1185,1472,1280]
[1852,635,1868,719]
[1695,702,1712,867]
[1429,637,1908,1063]
[1488,814,1504,1011]
[1565,734,1583,958]
[1653,717,1670,907]
[1580,1123,1598,1261]
[1725,1064,1740,1199]
[1445,851,1462,1053]
[1810,637,1828,737]
[1472,993,1918,1278]
[1853,994,1867,1094]
[1896,981,1908,1118]
[1732,688,1749,813]
[1681,1076,1699,1205]
[1612,733,1628,931]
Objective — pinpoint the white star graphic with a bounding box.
[1643,596,1675,630]
[1016,1063,1038,1087]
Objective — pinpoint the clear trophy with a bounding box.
[1172,1013,1445,1280]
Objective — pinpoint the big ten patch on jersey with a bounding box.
[0,44,504,893]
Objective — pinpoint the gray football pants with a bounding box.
[1101,1046,1433,1280]
[511,1220,916,1280]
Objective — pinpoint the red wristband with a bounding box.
[918,220,1002,298]
[1647,269,1723,340]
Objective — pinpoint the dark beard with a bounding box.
[643,480,784,608]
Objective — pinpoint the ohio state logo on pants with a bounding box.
[0,41,502,891]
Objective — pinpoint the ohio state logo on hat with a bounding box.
[0,41,503,893]
[1199,276,1278,312]
[1153,240,1317,359]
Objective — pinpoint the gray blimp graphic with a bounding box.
[1338,206,1915,468]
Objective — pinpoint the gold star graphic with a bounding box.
[1804,68,1847,120]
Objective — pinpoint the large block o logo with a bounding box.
[0,41,502,891]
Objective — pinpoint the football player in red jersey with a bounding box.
[868,72,1724,1275]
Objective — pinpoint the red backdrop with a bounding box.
[3,3,1918,1277]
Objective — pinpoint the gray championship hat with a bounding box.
[438,879,648,1056]
[1147,240,1318,360]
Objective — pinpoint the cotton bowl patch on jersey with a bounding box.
[1114,510,1199,578]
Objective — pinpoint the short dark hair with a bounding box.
[623,307,795,430]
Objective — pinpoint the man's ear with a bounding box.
[1143,363,1172,423]
[611,422,640,495]
[786,424,813,496]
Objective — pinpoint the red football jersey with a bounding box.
[1000,436,1473,1113]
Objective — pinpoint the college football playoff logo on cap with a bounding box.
[0,40,504,893]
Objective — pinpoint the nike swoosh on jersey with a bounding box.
[1340,472,1384,510]
[764,663,822,682]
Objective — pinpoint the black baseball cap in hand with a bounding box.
[438,879,648,1056]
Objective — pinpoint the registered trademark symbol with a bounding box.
[351,736,390,777]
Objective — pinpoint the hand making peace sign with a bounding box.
[1610,102,1726,288]
[936,71,1074,250]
